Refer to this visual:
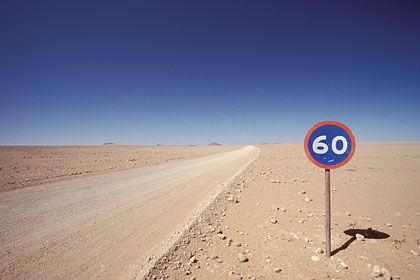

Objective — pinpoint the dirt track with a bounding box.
[0,146,259,279]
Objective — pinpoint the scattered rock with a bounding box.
[385,223,393,227]
[316,247,324,254]
[411,250,419,256]
[339,260,348,269]
[311,255,320,262]
[304,197,313,202]
[269,218,278,224]
[270,179,281,183]
[217,233,227,240]
[356,233,365,241]
[274,267,282,273]
[370,265,392,280]
[299,190,306,195]
[237,253,249,263]
[226,195,240,203]
[190,256,197,263]
[233,241,241,247]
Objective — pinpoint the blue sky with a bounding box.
[1,1,419,145]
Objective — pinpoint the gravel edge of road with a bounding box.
[138,146,260,280]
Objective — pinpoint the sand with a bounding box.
[0,145,240,192]
[1,143,419,279]
[0,146,257,280]
[146,143,420,280]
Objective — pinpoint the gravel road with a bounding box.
[0,145,259,280]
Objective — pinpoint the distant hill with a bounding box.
[103,142,116,145]
[208,142,221,146]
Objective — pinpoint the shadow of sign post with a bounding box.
[331,228,390,256]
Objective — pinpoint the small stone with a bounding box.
[339,261,348,269]
[411,250,419,256]
[226,195,240,203]
[356,233,365,241]
[279,207,286,212]
[270,179,281,183]
[299,190,306,195]
[300,179,307,182]
[217,233,227,240]
[190,256,197,263]
[269,218,278,224]
[311,255,320,262]
[237,253,248,263]
[304,197,313,202]
[345,211,351,216]
[370,265,391,280]
[316,247,324,254]
[395,212,401,216]
[274,267,282,273]
[233,241,241,247]
[307,213,314,217]
[385,223,393,227]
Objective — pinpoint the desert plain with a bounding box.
[0,143,419,280]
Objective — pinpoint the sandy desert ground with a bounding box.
[0,145,240,192]
[147,143,420,280]
[0,145,257,280]
[1,143,419,280]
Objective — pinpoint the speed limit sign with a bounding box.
[304,120,356,258]
[304,120,355,169]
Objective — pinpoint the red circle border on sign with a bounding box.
[304,120,356,169]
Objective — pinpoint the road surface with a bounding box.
[0,145,258,279]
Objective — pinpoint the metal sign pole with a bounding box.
[325,168,331,257]
[305,121,355,258]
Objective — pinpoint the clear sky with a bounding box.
[1,1,419,145]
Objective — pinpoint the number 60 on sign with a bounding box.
[304,121,355,169]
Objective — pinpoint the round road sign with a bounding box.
[304,121,355,169]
